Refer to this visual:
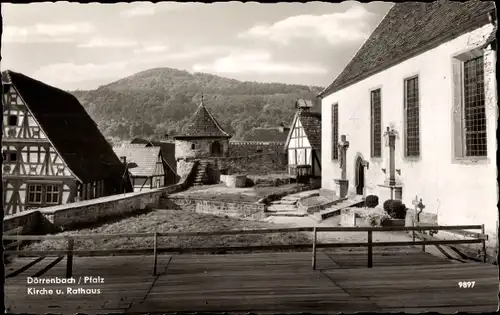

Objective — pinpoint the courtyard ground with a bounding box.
[169,182,305,202]
[23,209,311,253]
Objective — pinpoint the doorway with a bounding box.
[355,156,364,195]
[211,141,222,156]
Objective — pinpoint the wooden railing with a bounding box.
[3,225,488,277]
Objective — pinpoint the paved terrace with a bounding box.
[5,250,498,314]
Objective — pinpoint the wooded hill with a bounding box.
[71,67,323,141]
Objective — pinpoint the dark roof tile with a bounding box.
[5,70,126,183]
[176,101,230,138]
[298,112,321,150]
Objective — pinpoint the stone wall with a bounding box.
[3,161,198,232]
[217,152,287,175]
[229,142,285,157]
[162,197,265,220]
[175,138,230,160]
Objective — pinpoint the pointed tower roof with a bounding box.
[175,96,230,138]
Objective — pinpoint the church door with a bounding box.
[211,141,222,157]
[355,156,365,195]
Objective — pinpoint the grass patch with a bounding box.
[23,210,311,253]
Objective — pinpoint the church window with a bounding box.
[370,89,382,158]
[404,76,420,157]
[331,104,339,160]
[452,51,488,159]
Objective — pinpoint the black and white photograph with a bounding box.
[1,0,498,313]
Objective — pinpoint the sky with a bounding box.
[1,1,394,90]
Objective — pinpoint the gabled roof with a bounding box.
[284,111,322,150]
[242,127,290,143]
[113,146,162,177]
[175,99,230,138]
[127,138,177,174]
[4,70,126,183]
[318,0,496,97]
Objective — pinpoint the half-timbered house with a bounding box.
[284,99,322,177]
[1,70,132,215]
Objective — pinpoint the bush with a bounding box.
[383,199,407,219]
[365,195,379,208]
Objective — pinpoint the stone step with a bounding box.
[282,191,320,202]
[270,199,297,205]
[267,204,298,212]
[266,212,308,217]
[298,197,347,215]
[318,197,365,220]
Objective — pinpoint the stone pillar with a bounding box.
[334,135,349,198]
[388,129,396,186]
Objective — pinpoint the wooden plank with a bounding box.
[4,252,497,314]
[2,224,483,241]
[4,226,23,235]
[6,256,46,278]
[6,239,483,257]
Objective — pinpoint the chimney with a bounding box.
[489,10,497,25]
[278,122,287,132]
[295,99,312,113]
[120,156,127,164]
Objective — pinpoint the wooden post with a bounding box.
[153,232,158,276]
[422,233,426,252]
[66,238,74,278]
[367,231,373,268]
[312,227,317,270]
[481,224,487,263]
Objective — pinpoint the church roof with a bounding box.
[175,99,230,138]
[4,70,127,184]
[318,0,496,97]
[113,146,162,178]
[242,127,290,143]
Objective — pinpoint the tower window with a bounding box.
[8,115,18,126]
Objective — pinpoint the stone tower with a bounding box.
[174,96,231,178]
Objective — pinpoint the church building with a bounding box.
[2,70,132,215]
[318,1,497,237]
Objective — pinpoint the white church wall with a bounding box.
[321,24,497,236]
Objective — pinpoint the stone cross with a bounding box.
[387,127,396,186]
[338,134,349,180]
[412,196,425,222]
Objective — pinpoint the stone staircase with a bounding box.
[309,195,364,222]
[265,190,321,217]
[193,160,209,186]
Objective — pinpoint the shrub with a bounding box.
[383,199,407,219]
[365,195,379,208]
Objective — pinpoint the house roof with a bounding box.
[128,138,177,174]
[175,99,230,138]
[285,111,322,151]
[318,0,496,97]
[113,146,162,177]
[4,70,126,183]
[299,112,322,150]
[242,127,290,143]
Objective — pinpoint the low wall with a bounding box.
[3,162,198,232]
[217,152,287,175]
[163,197,266,220]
